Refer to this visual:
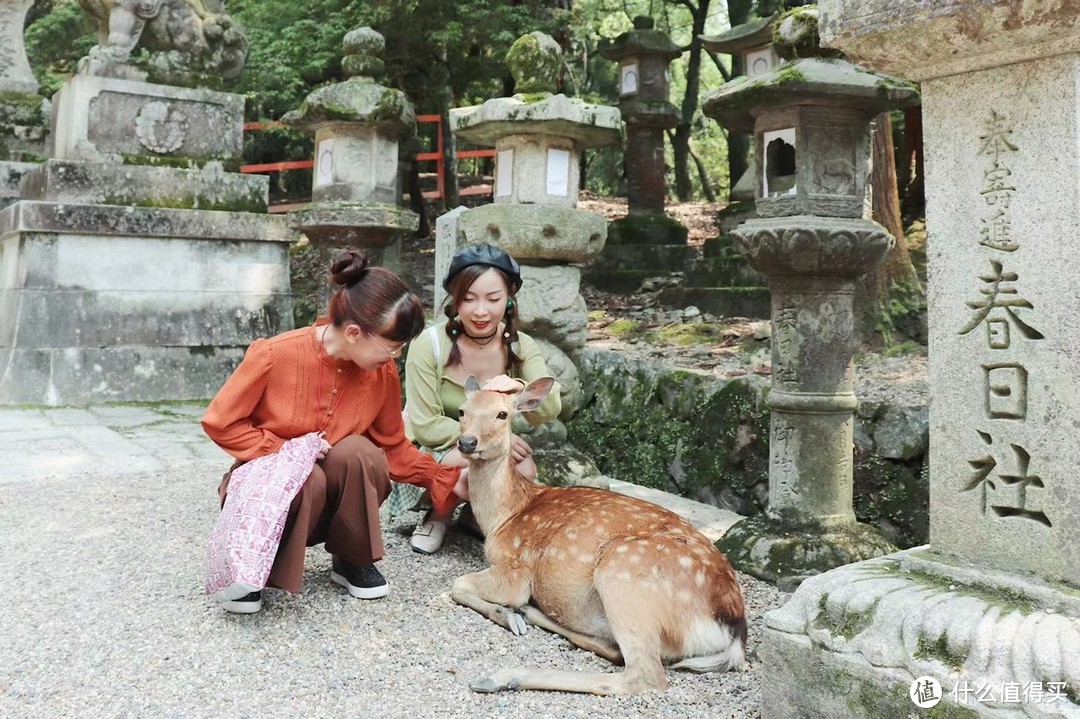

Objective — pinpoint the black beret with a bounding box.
[443,244,523,292]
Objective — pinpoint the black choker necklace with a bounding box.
[464,329,499,348]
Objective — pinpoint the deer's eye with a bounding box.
[496,411,508,420]
[458,409,465,418]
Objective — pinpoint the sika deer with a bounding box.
[450,376,747,695]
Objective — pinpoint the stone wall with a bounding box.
[567,348,930,547]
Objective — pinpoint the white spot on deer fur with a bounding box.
[578,553,593,563]
[513,536,522,548]
[677,590,692,603]
[616,571,631,581]
[678,556,694,569]
[616,545,629,553]
[695,571,706,586]
[628,553,641,564]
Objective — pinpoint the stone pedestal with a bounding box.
[0,201,293,405]
[0,71,293,406]
[759,2,1080,716]
[50,74,243,167]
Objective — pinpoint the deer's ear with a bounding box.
[464,375,482,397]
[514,377,555,412]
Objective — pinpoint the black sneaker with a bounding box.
[220,590,262,614]
[331,557,389,600]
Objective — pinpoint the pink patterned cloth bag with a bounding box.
[205,432,326,602]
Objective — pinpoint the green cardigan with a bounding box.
[404,321,562,451]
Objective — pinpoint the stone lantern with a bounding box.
[702,13,782,81]
[703,6,919,583]
[585,16,690,293]
[437,31,621,449]
[282,27,418,249]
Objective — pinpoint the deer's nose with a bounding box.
[457,435,478,455]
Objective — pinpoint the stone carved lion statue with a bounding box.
[78,0,249,84]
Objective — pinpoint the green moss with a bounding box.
[925,703,981,718]
[853,455,928,548]
[906,567,1038,616]
[717,512,896,582]
[813,594,877,639]
[102,191,267,213]
[516,92,551,104]
[882,340,925,358]
[644,322,729,347]
[121,153,244,173]
[773,63,807,85]
[567,369,768,509]
[605,319,641,337]
[0,91,46,126]
[915,634,967,671]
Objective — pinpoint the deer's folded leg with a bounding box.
[451,567,531,635]
[520,605,623,664]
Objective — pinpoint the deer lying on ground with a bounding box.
[450,376,747,695]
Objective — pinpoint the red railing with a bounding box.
[241,115,495,212]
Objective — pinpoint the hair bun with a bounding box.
[329,250,371,287]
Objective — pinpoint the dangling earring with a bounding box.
[506,299,514,310]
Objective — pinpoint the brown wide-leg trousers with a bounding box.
[220,435,392,594]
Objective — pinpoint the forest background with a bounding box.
[19,0,926,345]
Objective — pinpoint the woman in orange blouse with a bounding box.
[202,250,464,614]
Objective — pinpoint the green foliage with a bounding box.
[23,0,96,97]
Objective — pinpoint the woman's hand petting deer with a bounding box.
[449,375,747,696]
[389,244,561,554]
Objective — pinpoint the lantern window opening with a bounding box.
[763,128,797,198]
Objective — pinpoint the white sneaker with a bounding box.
[410,513,450,554]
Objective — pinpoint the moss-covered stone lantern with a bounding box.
[584,16,690,293]
[282,27,418,247]
[704,6,919,585]
[436,31,621,453]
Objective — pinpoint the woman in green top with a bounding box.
[391,245,562,554]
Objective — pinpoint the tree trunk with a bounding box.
[439,94,459,210]
[856,112,926,346]
[671,0,710,201]
[900,105,925,223]
[723,0,754,197]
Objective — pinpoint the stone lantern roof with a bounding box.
[701,57,918,132]
[281,27,415,139]
[700,13,777,54]
[598,16,686,62]
[452,32,621,149]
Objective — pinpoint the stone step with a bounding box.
[658,286,771,318]
[686,255,765,287]
[702,234,743,258]
[606,478,744,543]
[582,267,659,294]
[589,242,692,272]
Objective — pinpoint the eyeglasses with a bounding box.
[369,333,406,358]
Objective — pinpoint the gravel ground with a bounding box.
[0,461,786,718]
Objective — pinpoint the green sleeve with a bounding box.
[515,333,562,426]
[404,329,460,451]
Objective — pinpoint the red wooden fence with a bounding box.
[241,115,495,213]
